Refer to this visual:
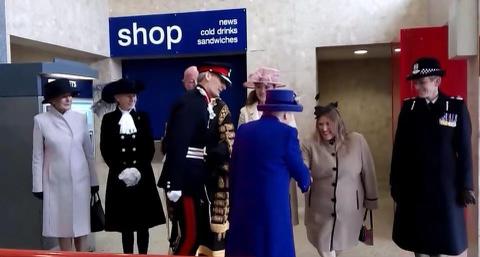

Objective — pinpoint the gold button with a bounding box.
[132,147,136,152]
[122,148,126,152]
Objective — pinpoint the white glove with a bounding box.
[167,190,182,202]
[118,168,141,187]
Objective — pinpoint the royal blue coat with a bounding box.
[226,115,311,257]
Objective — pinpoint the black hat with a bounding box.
[407,57,445,80]
[42,78,79,104]
[101,78,144,103]
[197,62,232,86]
[314,102,338,119]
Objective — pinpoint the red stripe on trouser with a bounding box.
[177,196,197,255]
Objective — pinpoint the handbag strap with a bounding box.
[91,192,101,205]
[369,209,373,229]
[363,209,374,229]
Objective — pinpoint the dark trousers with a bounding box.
[174,195,203,256]
[121,229,149,254]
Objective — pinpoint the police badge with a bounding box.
[439,113,457,127]
[412,63,420,75]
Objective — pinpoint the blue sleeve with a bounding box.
[285,127,311,193]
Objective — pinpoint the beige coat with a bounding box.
[301,132,378,252]
[32,108,98,237]
[238,103,261,128]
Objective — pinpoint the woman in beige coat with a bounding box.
[32,79,98,251]
[301,102,378,257]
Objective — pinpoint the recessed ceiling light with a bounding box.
[394,48,401,53]
[354,49,368,55]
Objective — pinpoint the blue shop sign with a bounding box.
[109,8,247,57]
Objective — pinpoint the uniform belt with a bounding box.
[186,147,206,160]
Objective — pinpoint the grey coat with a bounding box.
[301,132,378,252]
[32,108,98,237]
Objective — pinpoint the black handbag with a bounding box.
[90,192,105,232]
[359,209,373,245]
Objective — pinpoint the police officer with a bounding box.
[390,57,476,257]
[158,63,232,256]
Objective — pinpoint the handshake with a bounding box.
[118,168,141,187]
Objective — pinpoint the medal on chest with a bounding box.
[439,113,457,127]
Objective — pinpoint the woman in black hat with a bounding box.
[32,78,99,251]
[301,102,378,257]
[100,78,165,254]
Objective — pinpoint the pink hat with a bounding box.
[243,67,286,88]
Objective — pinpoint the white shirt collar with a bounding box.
[426,95,438,104]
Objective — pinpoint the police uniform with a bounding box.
[390,58,474,256]
[197,98,235,257]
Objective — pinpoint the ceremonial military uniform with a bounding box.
[158,85,210,255]
[159,63,233,256]
[197,98,235,257]
[391,93,472,255]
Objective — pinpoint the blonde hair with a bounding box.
[315,103,347,144]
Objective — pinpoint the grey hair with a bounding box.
[197,72,208,82]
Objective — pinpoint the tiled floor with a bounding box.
[92,161,466,257]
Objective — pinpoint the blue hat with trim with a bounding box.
[257,89,303,112]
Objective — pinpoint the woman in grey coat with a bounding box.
[301,102,378,257]
[32,79,98,251]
